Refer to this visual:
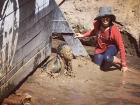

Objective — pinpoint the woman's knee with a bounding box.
[107,45,118,55]
[94,54,104,66]
[104,55,114,63]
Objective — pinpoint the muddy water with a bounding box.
[3,57,139,105]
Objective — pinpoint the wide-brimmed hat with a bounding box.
[94,6,116,21]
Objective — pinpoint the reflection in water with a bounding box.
[0,0,19,77]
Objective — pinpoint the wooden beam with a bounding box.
[52,3,89,57]
[63,34,89,57]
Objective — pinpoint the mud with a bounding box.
[1,0,140,105]
[2,44,140,105]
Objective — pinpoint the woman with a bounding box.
[75,6,128,72]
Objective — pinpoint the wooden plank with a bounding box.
[17,0,55,50]
[0,0,53,72]
[0,11,53,87]
[0,3,52,80]
[0,41,51,87]
[18,0,55,34]
[0,45,50,100]
[63,34,89,57]
[17,11,52,50]
[51,3,89,57]
[0,0,89,100]
[52,1,73,34]
[52,20,74,34]
[0,0,54,24]
[13,31,51,66]
[0,0,54,99]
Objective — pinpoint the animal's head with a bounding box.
[57,43,73,61]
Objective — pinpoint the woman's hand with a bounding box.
[74,33,84,38]
[121,66,128,72]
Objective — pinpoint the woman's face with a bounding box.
[101,16,111,27]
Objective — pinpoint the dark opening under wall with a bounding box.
[121,31,140,57]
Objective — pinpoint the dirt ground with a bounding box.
[14,60,140,105]
[2,37,140,105]
[2,0,140,105]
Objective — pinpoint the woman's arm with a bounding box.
[113,26,127,67]
[75,20,99,38]
[75,29,95,38]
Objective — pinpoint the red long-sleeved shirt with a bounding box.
[83,21,127,67]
